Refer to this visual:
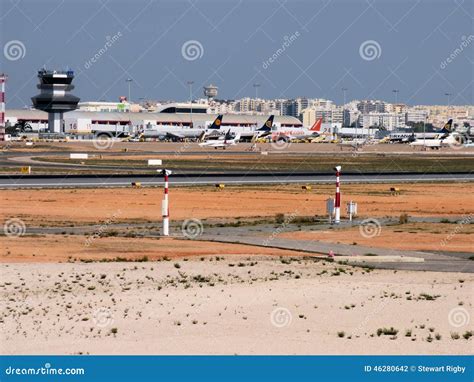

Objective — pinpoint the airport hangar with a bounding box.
[5,105,303,139]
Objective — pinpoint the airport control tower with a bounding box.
[31,69,80,133]
[203,84,218,101]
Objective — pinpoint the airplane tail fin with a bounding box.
[257,115,274,131]
[310,118,323,131]
[208,115,223,130]
[224,129,233,140]
[440,119,453,134]
[234,132,241,141]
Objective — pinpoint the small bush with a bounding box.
[377,327,398,336]
[275,213,285,224]
[399,213,409,224]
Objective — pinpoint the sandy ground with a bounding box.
[1,183,472,355]
[1,236,312,263]
[281,223,474,253]
[0,183,471,229]
[1,258,472,355]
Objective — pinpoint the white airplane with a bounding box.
[142,115,223,140]
[269,118,322,142]
[205,115,275,140]
[409,119,455,149]
[199,129,241,149]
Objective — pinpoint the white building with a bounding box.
[361,112,406,130]
[406,109,429,123]
[300,106,343,126]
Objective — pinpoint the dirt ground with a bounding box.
[281,223,474,253]
[1,183,472,229]
[1,236,312,263]
[1,182,472,356]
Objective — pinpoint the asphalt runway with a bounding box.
[0,172,472,188]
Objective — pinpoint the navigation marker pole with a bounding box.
[161,169,172,236]
[334,166,341,224]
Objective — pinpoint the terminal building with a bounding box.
[4,108,303,139]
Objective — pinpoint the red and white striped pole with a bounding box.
[161,169,172,236]
[334,165,341,224]
[0,74,6,142]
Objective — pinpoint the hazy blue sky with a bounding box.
[1,0,472,107]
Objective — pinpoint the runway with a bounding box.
[0,172,472,188]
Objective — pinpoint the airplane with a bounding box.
[387,131,415,143]
[409,119,455,149]
[142,115,223,140]
[205,115,275,140]
[199,129,241,149]
[269,118,322,142]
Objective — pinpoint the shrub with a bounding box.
[399,213,409,224]
[377,327,398,336]
[275,213,285,224]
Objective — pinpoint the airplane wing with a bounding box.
[166,132,185,139]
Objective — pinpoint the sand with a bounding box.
[1,236,313,263]
[1,258,472,355]
[1,182,472,355]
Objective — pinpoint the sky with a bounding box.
[0,0,472,108]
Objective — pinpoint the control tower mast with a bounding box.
[31,69,80,133]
